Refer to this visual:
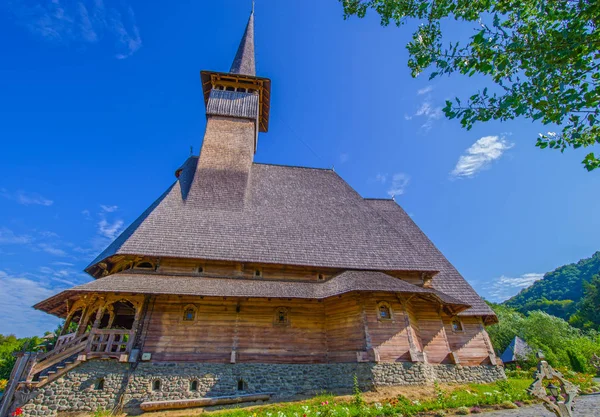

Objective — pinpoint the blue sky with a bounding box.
[0,0,599,337]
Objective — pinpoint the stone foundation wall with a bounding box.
[19,361,506,416]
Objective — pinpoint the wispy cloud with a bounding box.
[405,87,443,131]
[100,204,118,213]
[98,218,124,239]
[37,242,68,257]
[417,86,434,95]
[387,173,410,197]
[375,173,388,184]
[6,0,142,59]
[0,227,32,244]
[0,270,62,337]
[488,273,544,302]
[451,135,514,178]
[1,188,53,206]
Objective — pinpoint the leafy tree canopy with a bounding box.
[570,274,600,331]
[505,251,600,322]
[341,0,600,170]
[486,302,600,373]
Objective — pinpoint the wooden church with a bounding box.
[2,10,503,417]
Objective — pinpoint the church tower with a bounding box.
[193,10,271,207]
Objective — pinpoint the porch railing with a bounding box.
[86,328,134,359]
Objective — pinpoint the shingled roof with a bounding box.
[84,158,494,320]
[88,159,440,273]
[34,270,470,317]
[365,198,495,318]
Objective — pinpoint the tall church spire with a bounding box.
[229,11,256,76]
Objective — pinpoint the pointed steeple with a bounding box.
[229,11,256,76]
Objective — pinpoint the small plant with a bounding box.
[92,407,112,417]
[514,401,525,407]
[455,406,470,415]
[11,408,23,417]
[433,381,447,408]
[500,400,518,409]
[433,411,446,417]
[470,406,483,414]
[351,374,365,407]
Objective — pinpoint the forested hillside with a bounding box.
[505,251,600,325]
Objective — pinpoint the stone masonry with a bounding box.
[18,360,506,416]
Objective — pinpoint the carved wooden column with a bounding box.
[231,302,241,363]
[479,318,498,365]
[357,295,376,362]
[398,295,426,363]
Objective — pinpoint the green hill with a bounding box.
[504,251,600,322]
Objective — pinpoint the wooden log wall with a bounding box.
[361,293,412,362]
[135,292,493,365]
[324,294,364,362]
[443,317,493,365]
[143,296,327,363]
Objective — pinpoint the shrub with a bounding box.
[500,401,518,409]
[0,379,8,392]
[470,406,483,414]
[455,406,470,415]
[432,411,446,417]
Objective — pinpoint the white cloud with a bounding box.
[98,218,124,239]
[1,188,53,206]
[0,270,63,337]
[414,101,443,131]
[37,242,68,257]
[51,261,75,266]
[100,204,118,213]
[488,273,544,302]
[417,86,434,95]
[451,135,514,178]
[387,173,410,197]
[375,173,388,184]
[0,227,31,244]
[7,0,142,59]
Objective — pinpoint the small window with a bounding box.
[254,270,262,277]
[135,261,154,270]
[226,86,235,91]
[237,87,246,93]
[183,305,197,322]
[237,379,247,391]
[274,307,289,326]
[95,378,105,390]
[189,379,198,392]
[451,319,463,332]
[318,274,325,281]
[377,302,392,320]
[197,266,204,274]
[152,379,161,391]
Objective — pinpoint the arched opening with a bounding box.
[377,302,392,320]
[152,379,161,391]
[135,261,154,270]
[274,307,289,326]
[108,300,136,330]
[451,318,463,332]
[183,305,197,322]
[95,378,105,390]
[189,379,198,392]
[237,379,247,391]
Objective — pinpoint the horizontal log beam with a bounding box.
[140,393,273,411]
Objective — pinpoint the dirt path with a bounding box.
[480,394,600,417]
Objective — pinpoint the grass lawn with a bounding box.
[197,378,534,417]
